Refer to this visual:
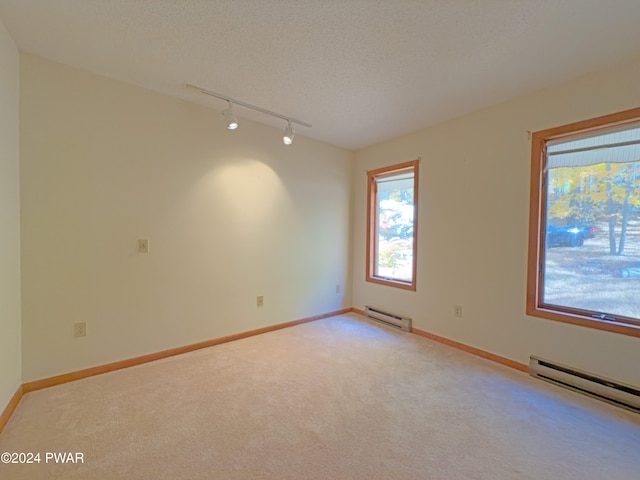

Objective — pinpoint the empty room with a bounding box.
[1,1,639,479]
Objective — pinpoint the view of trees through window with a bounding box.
[543,127,640,322]
[367,160,418,290]
[375,175,414,282]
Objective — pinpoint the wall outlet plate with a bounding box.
[74,321,87,337]
[137,239,149,253]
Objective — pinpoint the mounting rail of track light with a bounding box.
[186,83,311,145]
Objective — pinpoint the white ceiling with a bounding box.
[1,1,640,151]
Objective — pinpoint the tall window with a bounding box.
[367,160,419,291]
[528,108,640,337]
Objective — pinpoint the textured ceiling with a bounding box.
[1,1,640,150]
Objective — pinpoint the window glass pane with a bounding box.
[543,159,640,320]
[375,172,414,282]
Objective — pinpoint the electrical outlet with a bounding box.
[74,321,87,337]
[137,239,149,253]
[257,295,264,307]
[454,305,463,318]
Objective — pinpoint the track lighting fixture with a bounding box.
[187,84,311,144]
[283,121,295,145]
[222,101,239,130]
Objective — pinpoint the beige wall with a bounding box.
[20,54,354,382]
[352,58,640,386]
[0,19,21,411]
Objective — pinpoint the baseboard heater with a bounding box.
[529,356,640,413]
[364,305,412,332]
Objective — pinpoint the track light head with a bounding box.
[222,101,238,130]
[283,121,294,145]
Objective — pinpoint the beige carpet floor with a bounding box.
[1,313,639,479]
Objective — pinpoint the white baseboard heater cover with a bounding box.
[529,356,640,413]
[364,305,412,332]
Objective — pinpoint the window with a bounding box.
[528,108,640,337]
[367,160,419,290]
